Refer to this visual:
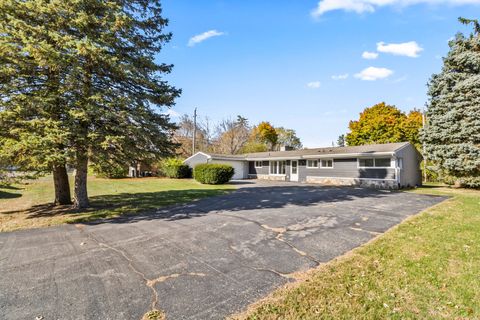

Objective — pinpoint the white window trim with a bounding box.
[291,160,298,175]
[306,176,397,182]
[306,159,319,169]
[357,157,393,169]
[320,159,334,169]
[254,161,263,168]
[269,160,286,176]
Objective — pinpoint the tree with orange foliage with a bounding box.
[346,102,422,148]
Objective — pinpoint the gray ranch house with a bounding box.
[184,142,422,189]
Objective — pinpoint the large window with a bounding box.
[254,161,263,168]
[359,158,374,167]
[306,160,319,168]
[374,158,391,167]
[320,159,333,168]
[270,161,286,175]
[358,158,391,168]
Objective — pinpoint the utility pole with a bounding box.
[422,104,427,183]
[192,107,197,156]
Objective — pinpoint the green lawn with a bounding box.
[0,176,233,232]
[234,185,480,320]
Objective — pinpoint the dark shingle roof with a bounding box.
[209,142,411,160]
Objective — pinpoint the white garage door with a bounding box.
[210,160,246,180]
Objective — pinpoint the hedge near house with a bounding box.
[194,164,234,184]
[160,158,192,179]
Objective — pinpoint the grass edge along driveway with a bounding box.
[0,177,234,232]
[232,185,480,320]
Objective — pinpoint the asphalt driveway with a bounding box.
[0,182,446,320]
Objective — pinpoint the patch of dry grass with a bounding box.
[233,185,480,319]
[142,309,166,320]
[0,176,233,232]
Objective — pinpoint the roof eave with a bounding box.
[245,151,396,161]
[210,156,246,161]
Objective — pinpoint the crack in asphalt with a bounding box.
[75,225,167,318]
[240,264,297,280]
[213,213,321,266]
[147,272,206,286]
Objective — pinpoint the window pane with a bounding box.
[280,161,285,174]
[375,158,391,167]
[359,158,374,167]
[307,160,318,168]
[321,160,333,168]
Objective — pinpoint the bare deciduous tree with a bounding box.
[173,114,215,157]
[214,116,250,154]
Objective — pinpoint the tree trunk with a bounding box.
[73,151,89,209]
[53,164,72,205]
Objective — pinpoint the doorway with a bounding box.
[290,160,299,181]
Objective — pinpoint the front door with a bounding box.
[290,160,299,181]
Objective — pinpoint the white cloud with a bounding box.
[377,41,423,57]
[188,30,225,47]
[362,51,379,59]
[311,0,480,17]
[355,67,393,81]
[307,81,321,88]
[331,73,349,80]
[312,0,375,16]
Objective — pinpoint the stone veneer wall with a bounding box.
[249,174,286,181]
[306,176,398,189]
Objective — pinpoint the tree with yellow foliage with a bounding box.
[346,102,422,148]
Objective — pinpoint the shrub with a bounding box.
[160,158,192,179]
[194,163,234,184]
[442,175,480,189]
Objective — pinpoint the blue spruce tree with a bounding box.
[422,18,480,188]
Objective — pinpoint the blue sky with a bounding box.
[158,0,480,147]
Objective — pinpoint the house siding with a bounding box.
[298,158,396,182]
[187,142,421,189]
[396,144,422,187]
[184,153,210,168]
[185,153,247,179]
[248,161,269,176]
[210,159,248,179]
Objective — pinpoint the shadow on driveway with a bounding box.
[83,183,446,226]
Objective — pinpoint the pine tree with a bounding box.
[337,134,346,147]
[0,0,74,204]
[0,0,180,208]
[422,18,480,188]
